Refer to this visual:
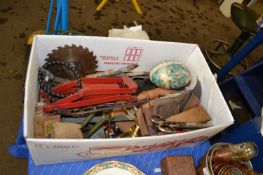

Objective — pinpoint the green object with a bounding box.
[150,61,191,89]
[84,114,108,138]
[81,113,96,128]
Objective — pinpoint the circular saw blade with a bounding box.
[45,44,98,79]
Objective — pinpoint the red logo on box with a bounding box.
[76,136,207,157]
[123,47,143,62]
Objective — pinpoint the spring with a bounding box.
[38,60,81,102]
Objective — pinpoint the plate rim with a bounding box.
[83,161,145,175]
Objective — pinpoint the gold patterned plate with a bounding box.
[83,161,145,175]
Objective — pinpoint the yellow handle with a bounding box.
[96,0,109,11]
[132,0,142,15]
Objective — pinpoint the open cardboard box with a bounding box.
[24,35,234,165]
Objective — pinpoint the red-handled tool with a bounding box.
[42,76,138,113]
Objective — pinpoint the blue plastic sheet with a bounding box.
[8,118,28,158]
[9,117,210,174]
[28,141,210,175]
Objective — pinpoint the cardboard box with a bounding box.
[24,36,234,165]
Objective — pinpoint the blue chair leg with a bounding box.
[8,118,28,158]
[46,0,55,34]
[54,0,62,31]
[217,29,263,79]
[61,0,69,32]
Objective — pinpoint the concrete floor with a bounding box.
[0,0,262,174]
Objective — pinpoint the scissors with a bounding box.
[151,115,211,134]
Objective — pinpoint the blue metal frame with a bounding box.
[217,29,263,79]
[46,0,69,34]
[61,0,68,31]
[46,0,55,33]
[8,118,28,158]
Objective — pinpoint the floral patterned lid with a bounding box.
[83,161,145,175]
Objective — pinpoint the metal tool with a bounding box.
[83,113,109,138]
[86,64,138,78]
[151,115,210,134]
[81,113,96,128]
[45,45,98,79]
[58,99,148,117]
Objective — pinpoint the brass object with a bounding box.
[118,125,140,138]
[197,142,260,175]
[26,30,45,45]
[212,162,262,175]
[45,44,98,79]
[110,108,136,121]
[213,142,258,162]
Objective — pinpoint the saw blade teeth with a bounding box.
[71,44,77,48]
[45,45,98,79]
[63,45,69,50]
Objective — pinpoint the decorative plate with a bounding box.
[150,61,191,89]
[83,161,145,175]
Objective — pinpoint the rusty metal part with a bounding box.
[55,99,148,117]
[86,64,138,78]
[157,121,210,134]
[45,44,98,79]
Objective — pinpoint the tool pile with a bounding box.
[34,45,212,139]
